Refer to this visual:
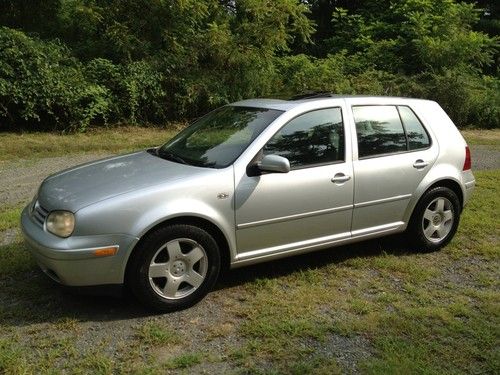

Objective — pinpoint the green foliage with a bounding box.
[85,59,168,124]
[0,27,110,131]
[0,0,498,130]
[419,69,500,129]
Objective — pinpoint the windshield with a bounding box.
[157,106,283,168]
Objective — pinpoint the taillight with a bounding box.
[463,146,471,171]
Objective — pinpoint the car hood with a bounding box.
[38,151,211,212]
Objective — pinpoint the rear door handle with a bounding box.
[331,173,351,184]
[413,159,429,169]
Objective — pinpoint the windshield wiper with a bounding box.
[158,151,188,165]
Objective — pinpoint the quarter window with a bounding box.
[398,106,430,150]
[353,106,407,158]
[264,108,344,168]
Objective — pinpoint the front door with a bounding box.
[234,107,354,256]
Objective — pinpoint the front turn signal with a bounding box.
[93,246,118,257]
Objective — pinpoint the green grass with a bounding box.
[136,321,181,346]
[0,126,181,162]
[165,353,202,369]
[0,130,498,374]
[462,129,500,148]
[0,205,22,232]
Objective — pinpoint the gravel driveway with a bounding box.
[1,144,498,209]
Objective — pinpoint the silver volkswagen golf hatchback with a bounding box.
[22,94,475,311]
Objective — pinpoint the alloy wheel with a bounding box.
[148,238,208,299]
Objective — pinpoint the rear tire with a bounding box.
[127,224,221,312]
[406,186,461,252]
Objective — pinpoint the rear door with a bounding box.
[349,103,439,235]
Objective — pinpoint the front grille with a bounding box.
[32,200,48,228]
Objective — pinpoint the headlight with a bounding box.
[46,211,75,238]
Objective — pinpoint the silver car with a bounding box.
[21,94,475,311]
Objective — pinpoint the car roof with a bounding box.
[231,96,432,112]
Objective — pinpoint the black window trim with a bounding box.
[352,104,433,160]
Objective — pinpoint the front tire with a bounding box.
[127,224,221,312]
[407,186,461,252]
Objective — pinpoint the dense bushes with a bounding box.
[0,0,498,131]
[0,27,109,131]
[85,58,168,124]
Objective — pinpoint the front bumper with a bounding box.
[21,206,139,286]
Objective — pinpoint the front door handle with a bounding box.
[413,159,429,169]
[331,173,351,184]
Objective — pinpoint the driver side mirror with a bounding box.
[257,154,291,173]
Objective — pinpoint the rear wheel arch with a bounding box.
[404,177,464,228]
[425,178,464,210]
[406,183,462,252]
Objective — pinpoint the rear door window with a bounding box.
[353,106,407,158]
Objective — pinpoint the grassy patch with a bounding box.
[0,204,23,231]
[136,320,181,346]
[0,126,181,162]
[449,169,500,259]
[0,241,35,277]
[165,353,202,369]
[462,129,500,147]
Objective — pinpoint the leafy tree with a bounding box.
[0,0,497,130]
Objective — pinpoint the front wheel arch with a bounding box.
[125,216,231,284]
[126,223,222,311]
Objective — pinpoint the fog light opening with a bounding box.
[44,268,62,283]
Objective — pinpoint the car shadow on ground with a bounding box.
[217,234,412,290]
[0,234,414,327]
